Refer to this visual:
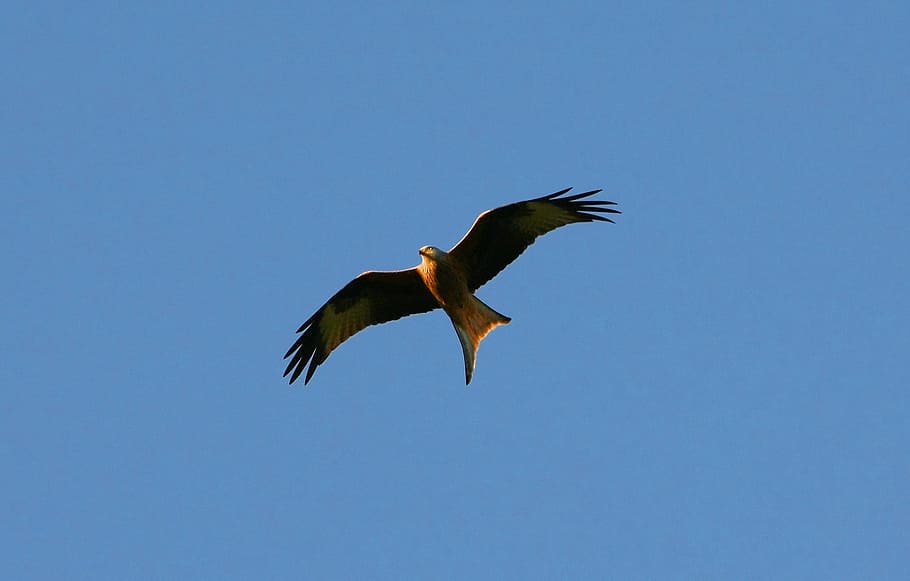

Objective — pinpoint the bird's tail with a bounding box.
[452,295,511,385]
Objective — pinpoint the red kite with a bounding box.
[284,187,619,385]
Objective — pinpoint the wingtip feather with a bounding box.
[559,189,603,202]
[542,187,573,200]
[304,361,318,384]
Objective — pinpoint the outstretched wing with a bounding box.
[448,187,620,291]
[284,268,438,385]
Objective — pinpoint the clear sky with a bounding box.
[3,2,908,579]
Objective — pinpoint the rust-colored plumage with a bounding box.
[283,187,619,385]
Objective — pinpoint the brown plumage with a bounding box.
[283,187,619,385]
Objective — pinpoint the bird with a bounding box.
[283,187,620,385]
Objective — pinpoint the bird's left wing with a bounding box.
[284,268,438,385]
[449,188,620,291]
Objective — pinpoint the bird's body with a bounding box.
[284,187,619,385]
[416,246,467,310]
[417,245,512,383]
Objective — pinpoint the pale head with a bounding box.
[418,245,445,261]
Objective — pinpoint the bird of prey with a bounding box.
[283,187,619,385]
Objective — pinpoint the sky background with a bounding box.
[3,2,908,579]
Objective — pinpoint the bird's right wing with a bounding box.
[448,188,620,291]
[284,268,438,385]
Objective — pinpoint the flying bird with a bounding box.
[284,187,620,385]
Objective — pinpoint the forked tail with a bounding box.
[452,295,511,385]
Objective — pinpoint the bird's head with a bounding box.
[419,246,444,261]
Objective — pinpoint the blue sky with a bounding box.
[3,2,908,579]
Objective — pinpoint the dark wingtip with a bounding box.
[284,330,317,385]
[559,189,603,202]
[304,360,318,385]
[289,362,304,384]
[543,187,573,200]
[581,213,615,223]
[584,206,621,215]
